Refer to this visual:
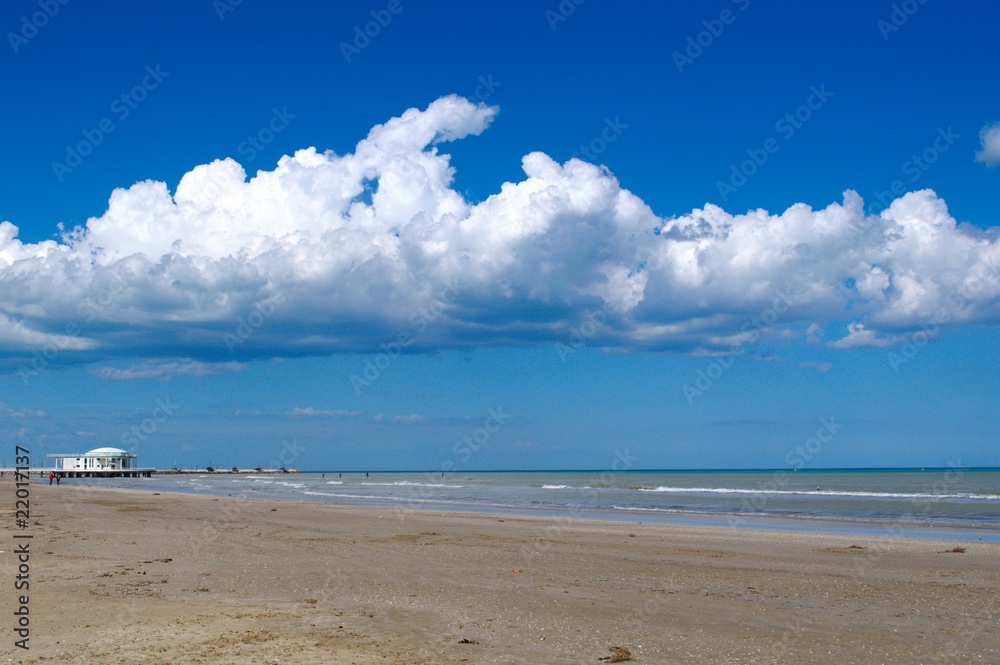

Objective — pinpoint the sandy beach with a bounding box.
[3,482,998,664]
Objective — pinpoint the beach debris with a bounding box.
[599,645,633,662]
[628,533,636,537]
[511,569,523,573]
[940,546,967,553]
[820,546,866,554]
[458,638,479,644]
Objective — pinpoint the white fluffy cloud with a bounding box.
[976,121,1000,167]
[2,95,999,372]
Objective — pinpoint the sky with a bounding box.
[1,1,998,471]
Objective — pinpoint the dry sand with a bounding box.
[2,481,998,664]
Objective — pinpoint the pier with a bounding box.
[156,468,299,474]
[7,467,297,479]
[52,468,154,479]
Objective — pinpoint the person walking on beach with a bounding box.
[48,472,54,485]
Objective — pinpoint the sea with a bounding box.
[68,467,1000,542]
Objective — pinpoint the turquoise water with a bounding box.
[70,467,1000,540]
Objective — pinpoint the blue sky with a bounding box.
[1,1,998,470]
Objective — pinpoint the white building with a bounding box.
[48,447,138,471]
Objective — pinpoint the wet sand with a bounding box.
[3,482,998,663]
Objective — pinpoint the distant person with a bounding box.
[48,472,54,485]
[322,473,325,479]
[56,476,60,485]
[366,472,369,478]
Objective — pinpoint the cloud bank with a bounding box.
[2,95,999,373]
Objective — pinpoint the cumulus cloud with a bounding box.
[1,95,999,372]
[829,323,898,349]
[976,122,1000,167]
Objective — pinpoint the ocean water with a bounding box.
[68,468,1000,540]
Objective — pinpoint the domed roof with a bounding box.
[86,447,130,455]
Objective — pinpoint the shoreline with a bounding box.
[24,482,1000,549]
[47,477,1000,543]
[6,483,1000,663]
